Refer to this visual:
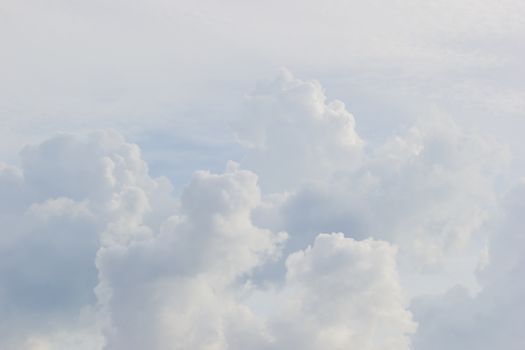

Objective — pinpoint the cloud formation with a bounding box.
[268,233,416,350]
[411,180,525,350]
[243,72,508,271]
[0,70,521,350]
[0,131,169,349]
[235,69,363,192]
[0,126,415,349]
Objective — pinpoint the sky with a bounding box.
[1,1,524,349]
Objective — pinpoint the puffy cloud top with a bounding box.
[236,70,362,191]
[0,71,520,350]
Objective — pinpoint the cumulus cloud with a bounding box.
[95,159,415,350]
[241,72,509,273]
[0,71,520,350]
[95,161,287,349]
[0,123,417,350]
[235,69,363,192]
[0,130,173,349]
[267,233,416,350]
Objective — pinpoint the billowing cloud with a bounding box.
[243,72,508,274]
[96,162,287,349]
[96,161,414,350]
[0,124,417,350]
[0,70,521,350]
[0,131,172,349]
[235,69,363,192]
[267,233,416,350]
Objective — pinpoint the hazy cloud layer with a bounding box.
[411,180,525,349]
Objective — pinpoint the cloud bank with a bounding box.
[0,71,521,350]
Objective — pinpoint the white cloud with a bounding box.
[0,124,418,350]
[2,0,524,186]
[0,67,522,350]
[411,180,525,349]
[0,130,173,349]
[95,161,287,350]
[235,69,362,192]
[267,233,416,350]
[244,72,509,276]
